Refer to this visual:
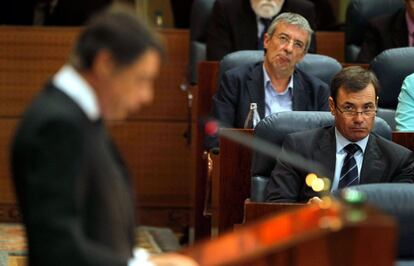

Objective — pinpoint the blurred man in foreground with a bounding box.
[11,4,196,266]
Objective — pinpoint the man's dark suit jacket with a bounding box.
[207,61,329,149]
[206,0,317,61]
[11,83,135,266]
[357,8,408,63]
[265,126,414,203]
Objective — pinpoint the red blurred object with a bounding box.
[205,120,218,136]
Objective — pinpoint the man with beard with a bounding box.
[265,66,414,203]
[206,0,317,61]
[207,12,328,149]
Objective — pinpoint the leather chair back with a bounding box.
[345,0,403,62]
[188,0,215,84]
[370,47,414,109]
[333,183,414,260]
[377,108,396,130]
[219,50,342,85]
[250,111,392,202]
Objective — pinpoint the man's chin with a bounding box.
[348,130,369,142]
[255,6,281,18]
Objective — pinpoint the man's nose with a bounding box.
[283,41,294,53]
[353,112,365,123]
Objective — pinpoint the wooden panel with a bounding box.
[0,27,79,117]
[0,27,190,121]
[392,132,414,152]
[191,62,220,240]
[131,29,190,121]
[0,119,18,205]
[0,28,192,229]
[109,121,191,208]
[315,31,345,62]
[215,129,253,234]
[244,200,304,223]
[138,207,190,233]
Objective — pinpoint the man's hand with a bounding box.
[150,253,198,266]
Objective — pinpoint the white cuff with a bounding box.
[128,248,154,266]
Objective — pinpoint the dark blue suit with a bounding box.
[11,83,135,266]
[265,126,414,203]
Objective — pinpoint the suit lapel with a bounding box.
[247,63,266,119]
[292,69,309,111]
[360,135,385,184]
[314,127,336,181]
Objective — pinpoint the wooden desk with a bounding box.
[244,200,304,223]
[211,129,253,235]
[184,201,396,266]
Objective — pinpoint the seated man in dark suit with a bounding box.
[357,0,414,63]
[207,0,317,61]
[208,12,329,149]
[11,5,196,266]
[265,66,414,203]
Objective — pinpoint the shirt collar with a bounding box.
[335,127,369,154]
[53,65,100,121]
[263,64,294,95]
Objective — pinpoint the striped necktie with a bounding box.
[338,143,360,189]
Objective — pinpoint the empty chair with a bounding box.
[370,47,414,109]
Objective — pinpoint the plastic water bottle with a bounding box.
[243,103,261,129]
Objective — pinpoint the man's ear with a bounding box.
[263,33,270,50]
[328,96,335,115]
[92,50,114,79]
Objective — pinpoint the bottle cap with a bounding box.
[250,103,257,109]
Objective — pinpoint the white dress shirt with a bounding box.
[331,128,369,191]
[263,65,294,118]
[53,65,100,121]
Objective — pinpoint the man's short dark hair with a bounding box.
[330,66,380,103]
[69,4,164,70]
